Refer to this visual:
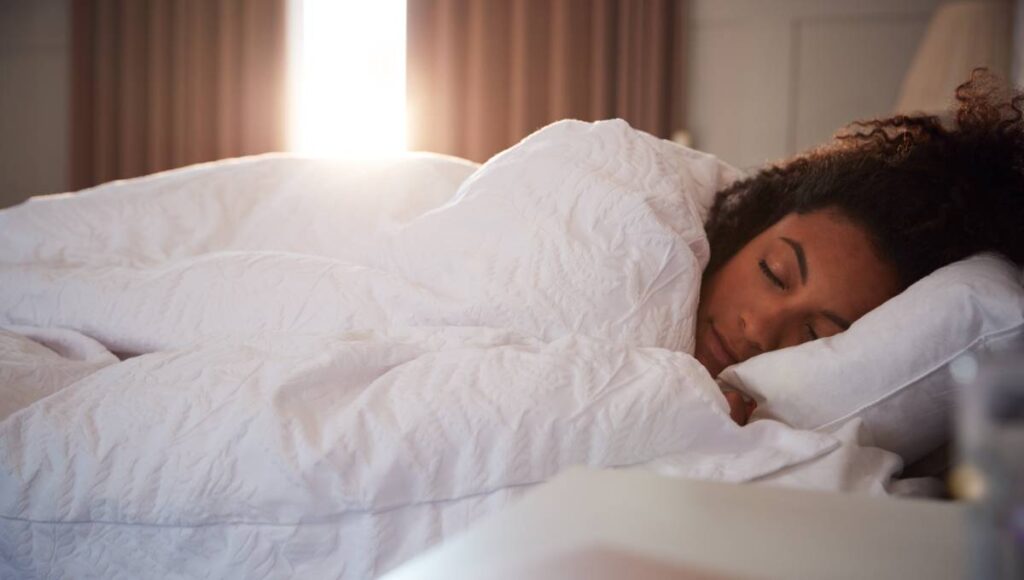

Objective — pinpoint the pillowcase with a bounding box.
[718,253,1024,463]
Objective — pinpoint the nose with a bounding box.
[738,304,782,354]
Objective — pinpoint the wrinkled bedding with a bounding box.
[0,121,898,578]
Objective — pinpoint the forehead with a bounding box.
[768,211,878,262]
[761,210,900,315]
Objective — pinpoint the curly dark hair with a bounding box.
[704,69,1024,288]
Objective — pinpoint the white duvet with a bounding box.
[0,120,899,579]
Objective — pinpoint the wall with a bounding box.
[0,0,70,208]
[685,0,944,170]
[1015,0,1024,86]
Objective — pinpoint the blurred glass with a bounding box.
[953,344,1024,579]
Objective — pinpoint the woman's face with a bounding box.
[695,209,901,377]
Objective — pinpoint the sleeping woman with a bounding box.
[697,70,1023,424]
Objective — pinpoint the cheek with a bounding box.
[698,271,724,319]
[777,325,806,349]
[702,263,755,318]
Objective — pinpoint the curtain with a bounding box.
[71,0,288,190]
[407,0,686,163]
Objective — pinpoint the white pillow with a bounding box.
[718,253,1024,463]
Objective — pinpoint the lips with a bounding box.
[706,322,740,370]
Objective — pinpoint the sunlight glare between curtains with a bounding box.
[290,0,407,156]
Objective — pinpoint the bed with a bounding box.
[1,120,1020,578]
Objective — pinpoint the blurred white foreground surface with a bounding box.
[386,467,965,580]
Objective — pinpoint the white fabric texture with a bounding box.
[720,253,1024,463]
[0,120,898,578]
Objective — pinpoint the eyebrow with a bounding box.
[779,237,807,284]
[823,311,852,331]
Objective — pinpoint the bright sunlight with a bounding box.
[289,0,407,156]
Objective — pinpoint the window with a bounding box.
[289,0,407,156]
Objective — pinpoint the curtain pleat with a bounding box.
[216,0,240,159]
[407,0,685,163]
[146,0,169,174]
[71,0,287,190]
[91,0,117,182]
[118,0,146,175]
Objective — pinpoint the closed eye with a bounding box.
[805,323,819,341]
[759,259,786,289]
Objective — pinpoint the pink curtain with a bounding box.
[71,0,288,189]
[407,0,687,163]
